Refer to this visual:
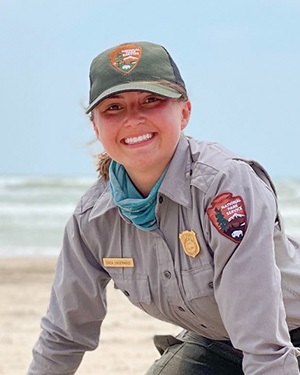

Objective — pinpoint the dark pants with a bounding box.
[145,329,300,375]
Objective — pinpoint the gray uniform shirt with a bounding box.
[28,136,300,375]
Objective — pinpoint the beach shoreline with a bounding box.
[0,256,180,375]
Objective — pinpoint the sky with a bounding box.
[0,0,299,178]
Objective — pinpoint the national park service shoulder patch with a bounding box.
[207,192,247,243]
[109,43,142,74]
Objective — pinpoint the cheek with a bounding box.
[96,128,116,152]
[93,122,110,144]
[93,116,120,144]
[96,129,107,145]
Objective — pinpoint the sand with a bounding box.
[0,256,180,375]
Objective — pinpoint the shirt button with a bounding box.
[123,290,130,297]
[164,271,171,279]
[159,196,164,204]
[178,306,185,312]
[208,281,214,289]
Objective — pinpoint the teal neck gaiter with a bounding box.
[108,160,166,231]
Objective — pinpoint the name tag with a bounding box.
[102,257,134,268]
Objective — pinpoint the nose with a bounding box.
[123,105,145,127]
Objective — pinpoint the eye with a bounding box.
[143,94,165,106]
[101,102,123,113]
[145,96,159,103]
[107,103,122,111]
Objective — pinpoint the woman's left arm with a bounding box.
[205,160,299,375]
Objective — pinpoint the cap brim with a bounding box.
[85,82,182,114]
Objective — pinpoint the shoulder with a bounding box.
[187,137,247,192]
[188,137,240,167]
[188,137,277,197]
[74,177,110,216]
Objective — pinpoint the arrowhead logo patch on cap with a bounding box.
[109,43,142,74]
[207,193,247,243]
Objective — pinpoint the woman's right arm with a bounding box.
[27,213,111,375]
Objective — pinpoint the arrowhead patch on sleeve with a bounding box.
[207,193,247,243]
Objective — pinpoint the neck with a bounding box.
[126,167,166,197]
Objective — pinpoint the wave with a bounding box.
[0,175,299,256]
[0,175,95,190]
[0,246,60,257]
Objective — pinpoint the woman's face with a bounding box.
[92,91,191,180]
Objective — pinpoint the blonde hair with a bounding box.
[91,81,189,181]
[96,152,112,181]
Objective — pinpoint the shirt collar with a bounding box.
[89,184,116,221]
[159,135,192,208]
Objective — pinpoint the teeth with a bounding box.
[124,133,153,145]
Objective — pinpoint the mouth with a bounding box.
[123,133,154,145]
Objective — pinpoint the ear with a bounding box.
[180,101,191,130]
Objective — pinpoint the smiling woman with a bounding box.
[27,41,300,375]
[92,79,189,186]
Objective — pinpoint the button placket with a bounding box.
[154,234,188,308]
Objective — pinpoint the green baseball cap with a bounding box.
[86,41,186,114]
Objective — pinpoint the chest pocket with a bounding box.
[112,274,151,304]
[181,265,214,300]
[111,273,170,323]
[181,265,225,330]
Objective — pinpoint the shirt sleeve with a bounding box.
[205,160,300,375]
[27,213,111,375]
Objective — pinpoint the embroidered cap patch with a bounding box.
[207,193,247,243]
[109,43,142,74]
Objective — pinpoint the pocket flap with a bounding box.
[113,274,151,304]
[182,266,214,300]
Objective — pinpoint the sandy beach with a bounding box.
[0,256,180,375]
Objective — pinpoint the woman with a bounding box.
[28,41,300,374]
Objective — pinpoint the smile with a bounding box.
[123,133,154,145]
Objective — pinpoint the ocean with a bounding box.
[0,175,299,257]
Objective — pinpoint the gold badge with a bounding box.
[102,258,134,268]
[179,230,200,258]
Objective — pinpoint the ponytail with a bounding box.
[96,152,112,181]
